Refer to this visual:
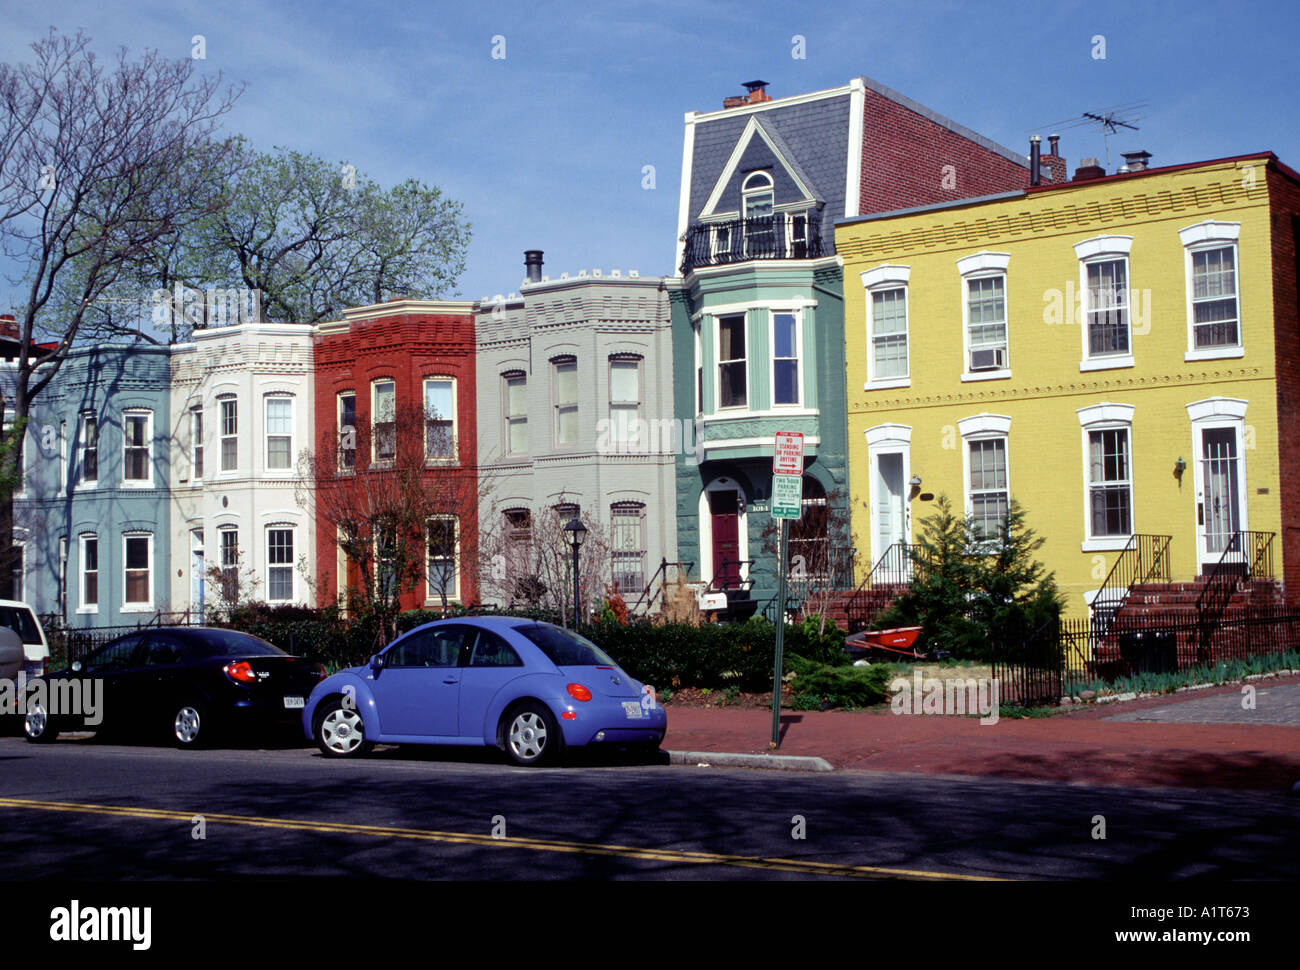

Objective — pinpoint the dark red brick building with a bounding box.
[312,300,479,611]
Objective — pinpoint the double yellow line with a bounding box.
[0,796,1008,881]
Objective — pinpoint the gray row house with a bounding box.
[475,253,678,614]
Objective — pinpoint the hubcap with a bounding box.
[322,708,364,753]
[25,703,46,739]
[508,712,548,762]
[175,706,201,743]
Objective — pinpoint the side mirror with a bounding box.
[370,653,385,673]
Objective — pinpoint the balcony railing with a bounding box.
[680,213,825,273]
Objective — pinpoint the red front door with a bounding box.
[709,490,740,588]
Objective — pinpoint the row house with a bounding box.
[475,254,675,612]
[671,77,1034,617]
[313,300,479,611]
[837,147,1300,618]
[17,344,173,626]
[170,323,316,618]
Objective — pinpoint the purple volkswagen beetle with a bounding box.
[302,616,665,766]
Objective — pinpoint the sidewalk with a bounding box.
[661,675,1300,792]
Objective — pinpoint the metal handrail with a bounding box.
[1196,531,1275,648]
[679,213,826,273]
[707,557,754,594]
[1089,534,1172,624]
[628,558,695,615]
[842,542,922,632]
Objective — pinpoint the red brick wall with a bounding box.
[312,309,479,610]
[858,87,1029,214]
[1267,165,1300,608]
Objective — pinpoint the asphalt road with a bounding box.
[1,734,1297,882]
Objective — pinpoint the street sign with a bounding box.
[773,431,804,475]
[771,473,802,519]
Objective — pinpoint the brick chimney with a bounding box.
[724,80,772,109]
[1041,133,1067,184]
[1073,157,1106,182]
[0,314,17,340]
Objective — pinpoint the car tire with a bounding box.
[501,702,562,767]
[172,702,209,749]
[315,697,373,758]
[23,701,59,744]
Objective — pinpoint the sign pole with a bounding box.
[771,516,789,749]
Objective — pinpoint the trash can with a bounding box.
[1119,630,1177,674]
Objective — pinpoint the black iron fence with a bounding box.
[43,612,198,670]
[679,214,826,272]
[991,606,1300,706]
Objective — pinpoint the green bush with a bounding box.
[785,654,896,709]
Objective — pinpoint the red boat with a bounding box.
[844,626,925,661]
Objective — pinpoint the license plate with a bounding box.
[283,696,305,709]
[622,702,643,719]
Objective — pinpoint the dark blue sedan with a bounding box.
[302,617,666,766]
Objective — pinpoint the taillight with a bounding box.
[566,683,592,702]
[314,663,328,681]
[223,661,258,685]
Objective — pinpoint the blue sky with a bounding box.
[2,0,1298,307]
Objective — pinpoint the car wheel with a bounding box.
[502,702,561,767]
[24,701,59,744]
[315,698,372,758]
[172,702,208,748]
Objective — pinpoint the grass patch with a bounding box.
[1066,649,1300,699]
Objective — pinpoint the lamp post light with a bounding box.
[564,516,587,627]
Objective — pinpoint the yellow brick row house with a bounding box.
[837,150,1300,619]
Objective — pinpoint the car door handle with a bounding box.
[443,676,459,684]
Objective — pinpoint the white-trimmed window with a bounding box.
[78,534,98,613]
[610,502,646,595]
[426,516,459,602]
[190,406,204,481]
[553,357,578,446]
[265,396,293,471]
[266,527,294,602]
[1180,221,1242,360]
[78,412,97,485]
[716,313,747,409]
[58,419,66,494]
[424,377,456,462]
[609,356,641,446]
[958,414,1012,542]
[1078,403,1136,550]
[742,171,775,256]
[57,536,67,617]
[338,392,356,470]
[219,527,240,603]
[1075,235,1134,370]
[122,532,153,609]
[219,396,238,472]
[503,372,527,455]
[862,265,911,388]
[772,311,801,405]
[122,410,152,485]
[372,380,396,462]
[693,323,703,414]
[957,252,1011,379]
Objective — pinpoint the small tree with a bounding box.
[875,495,1062,658]
[759,485,856,635]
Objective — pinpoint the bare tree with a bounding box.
[0,29,243,596]
[760,486,857,635]
[296,398,481,644]
[479,499,613,626]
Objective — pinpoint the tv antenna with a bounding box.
[1027,100,1148,171]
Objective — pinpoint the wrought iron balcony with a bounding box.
[680,213,825,273]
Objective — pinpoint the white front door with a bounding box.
[872,452,907,580]
[1194,424,1246,568]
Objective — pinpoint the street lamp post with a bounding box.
[564,516,587,627]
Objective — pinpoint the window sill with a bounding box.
[75,606,99,615]
[1082,537,1132,552]
[120,481,155,489]
[121,604,154,613]
[864,378,911,391]
[1079,355,1135,372]
[961,369,1012,383]
[1185,347,1244,362]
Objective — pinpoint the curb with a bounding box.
[666,749,835,772]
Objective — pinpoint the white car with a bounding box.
[0,600,50,679]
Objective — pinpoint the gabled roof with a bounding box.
[698,115,824,219]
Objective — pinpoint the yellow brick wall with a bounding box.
[839,158,1279,616]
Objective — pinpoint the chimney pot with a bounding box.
[1029,135,1042,187]
[1121,150,1152,172]
[524,250,544,284]
[1048,133,1060,155]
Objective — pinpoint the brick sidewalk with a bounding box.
[661,676,1300,792]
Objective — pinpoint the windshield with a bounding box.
[0,607,42,645]
[513,624,617,668]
